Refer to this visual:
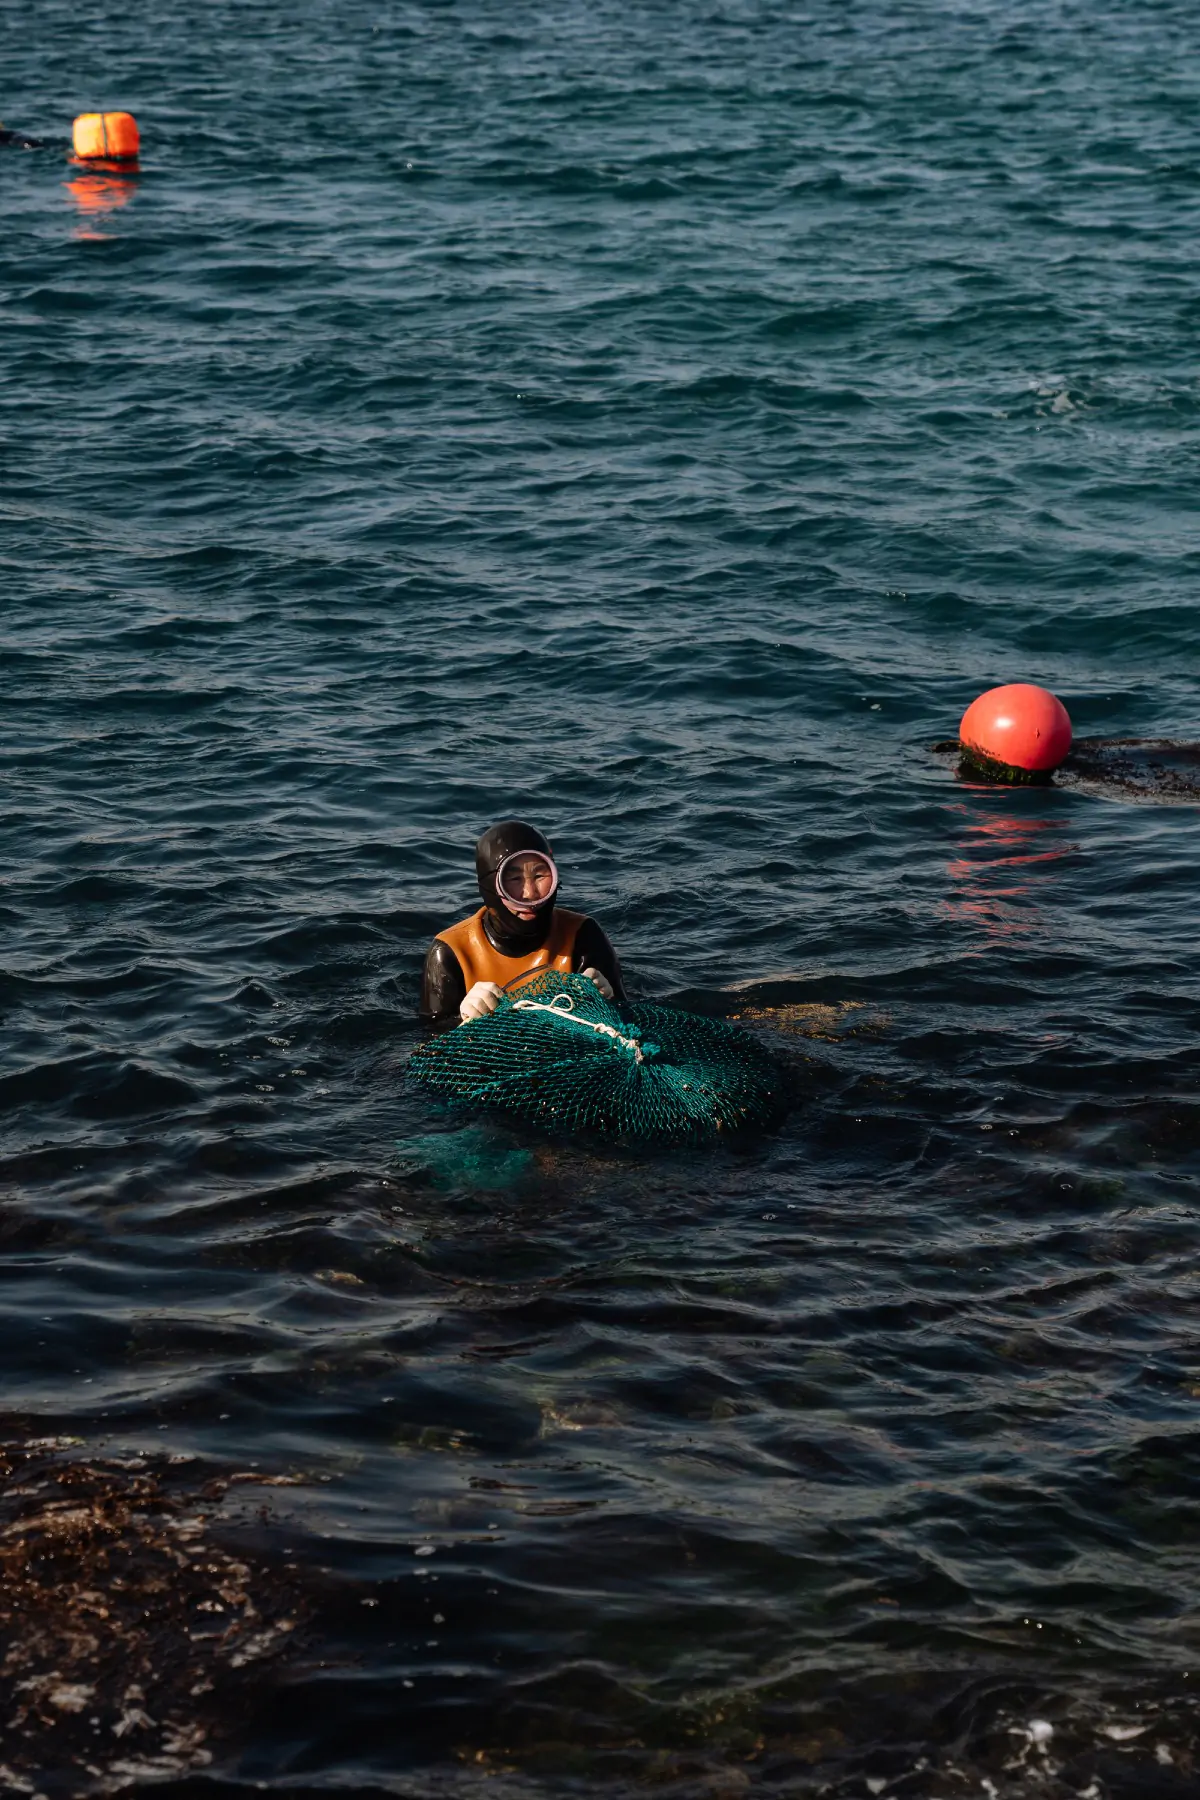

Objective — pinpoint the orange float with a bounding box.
[959,683,1073,781]
[72,112,140,161]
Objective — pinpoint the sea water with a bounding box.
[2,1,1199,1792]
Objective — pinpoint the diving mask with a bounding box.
[494,848,559,915]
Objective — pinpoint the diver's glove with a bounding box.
[460,980,503,1022]
[582,967,614,999]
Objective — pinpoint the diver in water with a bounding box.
[420,820,625,1023]
[0,124,44,149]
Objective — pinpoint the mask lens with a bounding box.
[496,851,558,911]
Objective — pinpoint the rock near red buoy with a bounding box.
[959,683,1072,780]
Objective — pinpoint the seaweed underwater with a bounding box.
[0,1438,311,1793]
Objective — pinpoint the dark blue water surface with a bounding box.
[3,1,1200,1793]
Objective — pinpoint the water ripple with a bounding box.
[3,0,1200,1792]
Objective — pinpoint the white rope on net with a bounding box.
[512,992,645,1063]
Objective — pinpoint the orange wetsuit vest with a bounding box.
[436,906,586,991]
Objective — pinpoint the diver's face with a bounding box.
[495,851,557,920]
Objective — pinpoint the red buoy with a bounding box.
[959,683,1072,777]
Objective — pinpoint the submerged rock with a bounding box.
[1057,737,1200,803]
[0,1436,309,1794]
[934,737,1200,803]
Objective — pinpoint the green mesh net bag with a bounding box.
[406,971,784,1142]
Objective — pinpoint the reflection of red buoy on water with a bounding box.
[65,171,137,233]
[72,112,140,162]
[959,683,1073,783]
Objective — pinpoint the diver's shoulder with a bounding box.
[436,907,485,946]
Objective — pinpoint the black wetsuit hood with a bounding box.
[475,820,555,955]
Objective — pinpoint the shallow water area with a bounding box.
[1059,738,1200,804]
[934,736,1200,803]
[3,0,1200,1792]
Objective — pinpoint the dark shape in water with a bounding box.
[0,1436,310,1792]
[0,125,44,149]
[466,1665,1200,1799]
[1060,736,1200,802]
[934,737,1200,802]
